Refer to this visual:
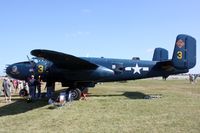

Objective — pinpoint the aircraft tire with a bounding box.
[71,88,81,100]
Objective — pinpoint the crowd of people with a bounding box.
[25,75,56,102]
[1,75,88,104]
[0,75,56,103]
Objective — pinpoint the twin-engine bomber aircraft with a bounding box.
[6,34,196,100]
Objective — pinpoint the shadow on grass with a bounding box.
[123,91,148,99]
[0,99,48,117]
[0,90,162,117]
[0,88,67,117]
[89,91,149,99]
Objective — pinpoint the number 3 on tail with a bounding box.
[177,51,182,59]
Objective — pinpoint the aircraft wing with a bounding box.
[31,49,98,70]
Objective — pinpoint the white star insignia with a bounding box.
[132,63,142,74]
[125,64,149,75]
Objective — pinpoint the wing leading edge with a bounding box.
[31,49,98,70]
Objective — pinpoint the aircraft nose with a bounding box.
[6,62,34,80]
[6,64,20,77]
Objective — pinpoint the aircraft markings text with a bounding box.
[38,65,44,73]
[177,51,183,60]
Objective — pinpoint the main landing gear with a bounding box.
[70,88,81,100]
[66,87,88,100]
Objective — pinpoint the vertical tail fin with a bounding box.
[172,34,196,69]
[153,48,168,61]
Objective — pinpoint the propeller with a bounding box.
[27,55,35,73]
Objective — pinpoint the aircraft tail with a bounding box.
[172,34,196,70]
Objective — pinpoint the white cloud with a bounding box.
[81,9,92,14]
[65,31,91,38]
[146,48,154,53]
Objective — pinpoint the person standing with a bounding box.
[45,81,55,99]
[12,79,19,93]
[36,76,42,99]
[2,77,12,102]
[28,75,36,101]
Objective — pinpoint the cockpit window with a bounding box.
[32,57,46,63]
[32,57,52,66]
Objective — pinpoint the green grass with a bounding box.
[0,79,199,133]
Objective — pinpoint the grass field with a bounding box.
[0,79,199,133]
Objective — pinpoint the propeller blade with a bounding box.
[27,55,35,68]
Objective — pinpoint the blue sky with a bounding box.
[0,0,199,75]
